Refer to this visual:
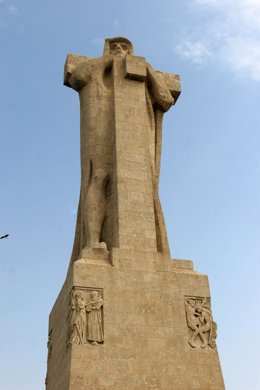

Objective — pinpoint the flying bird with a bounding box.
[0,234,9,239]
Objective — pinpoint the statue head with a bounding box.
[103,37,134,56]
[74,290,84,297]
[74,290,85,305]
[90,290,99,300]
[187,298,196,308]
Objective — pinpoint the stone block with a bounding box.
[124,55,147,81]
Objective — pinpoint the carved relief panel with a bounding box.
[185,296,217,349]
[68,287,104,345]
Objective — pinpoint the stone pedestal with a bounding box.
[46,250,225,390]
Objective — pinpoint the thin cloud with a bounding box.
[175,40,212,65]
[113,19,120,28]
[174,0,260,81]
[0,1,18,13]
[113,19,123,32]
[8,4,17,14]
[222,37,260,81]
[0,1,19,30]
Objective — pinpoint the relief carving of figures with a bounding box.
[68,288,104,346]
[185,297,217,349]
[69,290,87,344]
[86,291,104,344]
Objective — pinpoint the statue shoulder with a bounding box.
[64,54,112,89]
[64,54,91,87]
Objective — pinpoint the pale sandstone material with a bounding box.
[46,37,225,390]
[185,297,217,349]
[64,37,179,262]
[68,288,104,346]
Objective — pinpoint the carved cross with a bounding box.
[64,45,181,259]
[64,53,181,102]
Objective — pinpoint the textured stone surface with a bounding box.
[65,37,177,263]
[46,37,225,390]
[47,251,225,390]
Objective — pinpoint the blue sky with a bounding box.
[1,0,259,389]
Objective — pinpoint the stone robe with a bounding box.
[65,50,178,263]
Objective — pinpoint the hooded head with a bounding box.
[103,37,134,56]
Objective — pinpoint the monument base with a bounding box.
[46,249,225,390]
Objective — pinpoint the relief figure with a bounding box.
[185,297,217,349]
[86,291,104,344]
[69,290,87,345]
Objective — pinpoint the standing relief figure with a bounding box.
[64,37,178,262]
[69,290,87,345]
[86,291,104,344]
[185,297,217,349]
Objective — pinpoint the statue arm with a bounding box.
[69,63,89,90]
[103,55,114,69]
[85,303,92,312]
[64,54,91,91]
[146,63,174,112]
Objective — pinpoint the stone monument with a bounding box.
[46,37,225,390]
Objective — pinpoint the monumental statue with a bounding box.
[64,37,181,264]
[46,37,225,390]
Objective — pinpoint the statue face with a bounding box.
[109,42,130,57]
[90,291,98,299]
[188,299,196,308]
[75,293,85,307]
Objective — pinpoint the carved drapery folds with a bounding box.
[185,296,217,349]
[68,288,104,345]
[64,37,181,264]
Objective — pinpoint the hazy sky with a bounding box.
[1,1,259,389]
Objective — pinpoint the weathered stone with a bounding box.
[46,37,225,390]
